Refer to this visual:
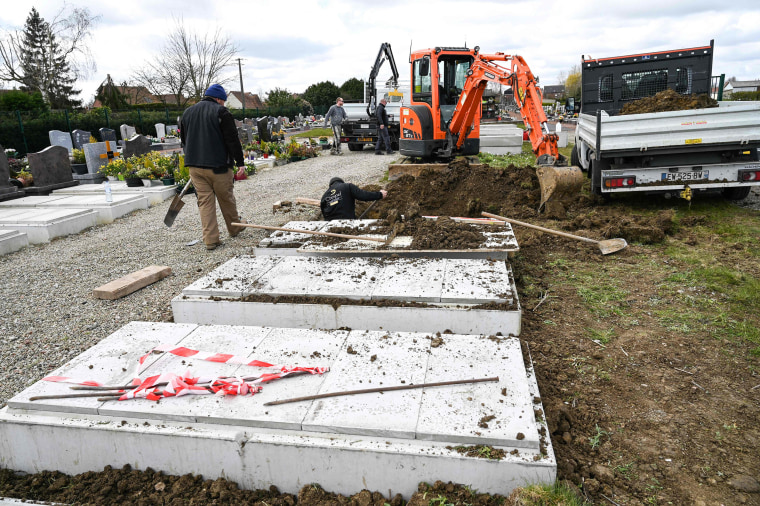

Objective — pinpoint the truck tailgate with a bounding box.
[577,102,760,153]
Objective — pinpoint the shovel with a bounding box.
[481,212,628,255]
[163,179,193,227]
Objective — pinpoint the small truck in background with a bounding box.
[573,40,760,200]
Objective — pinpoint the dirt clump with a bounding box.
[619,89,718,115]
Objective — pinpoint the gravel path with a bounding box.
[0,149,391,407]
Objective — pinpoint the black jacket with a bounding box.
[376,102,389,128]
[321,182,383,220]
[180,97,245,170]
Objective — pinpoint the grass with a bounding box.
[588,424,610,449]
[510,482,589,505]
[289,127,332,138]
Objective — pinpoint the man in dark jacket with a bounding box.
[180,84,247,250]
[374,98,394,155]
[320,177,387,221]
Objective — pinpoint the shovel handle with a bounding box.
[232,223,386,243]
[481,212,599,245]
[177,179,193,199]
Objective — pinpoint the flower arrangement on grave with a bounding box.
[100,158,127,178]
[135,167,154,179]
[88,135,98,144]
[8,155,29,180]
[5,148,18,158]
[318,136,328,143]
[72,148,86,164]
[243,160,257,176]
[15,169,33,187]
[153,153,176,178]
[172,155,190,187]
[309,138,318,146]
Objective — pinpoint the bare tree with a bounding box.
[131,18,238,107]
[0,6,99,87]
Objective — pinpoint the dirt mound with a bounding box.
[619,89,718,115]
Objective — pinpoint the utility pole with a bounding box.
[236,58,245,115]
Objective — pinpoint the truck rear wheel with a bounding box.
[722,186,751,201]
[590,160,611,201]
[570,144,580,167]
[347,143,364,152]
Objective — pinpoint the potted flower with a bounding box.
[319,136,330,150]
[15,169,33,187]
[71,148,88,174]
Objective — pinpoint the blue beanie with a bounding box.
[205,84,227,101]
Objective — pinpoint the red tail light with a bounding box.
[739,170,760,181]
[603,177,636,188]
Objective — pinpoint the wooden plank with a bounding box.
[296,197,320,206]
[93,265,172,300]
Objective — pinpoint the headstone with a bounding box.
[155,123,166,139]
[49,130,74,155]
[71,130,92,149]
[166,125,178,136]
[0,143,25,201]
[25,145,77,195]
[84,141,121,175]
[99,128,117,143]
[243,125,253,144]
[234,119,243,128]
[119,124,137,141]
[122,134,154,159]
[257,117,271,142]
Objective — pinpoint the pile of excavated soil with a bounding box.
[619,89,718,115]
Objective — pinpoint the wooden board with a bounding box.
[93,265,172,300]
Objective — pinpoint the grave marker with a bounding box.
[99,128,117,143]
[122,134,154,158]
[0,143,25,201]
[25,145,78,194]
[84,141,120,176]
[71,130,92,149]
[49,130,73,155]
[155,123,166,138]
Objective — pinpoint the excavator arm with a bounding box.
[447,51,560,164]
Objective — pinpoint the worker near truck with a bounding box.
[320,177,387,221]
[375,98,394,155]
[180,84,247,251]
[324,97,347,154]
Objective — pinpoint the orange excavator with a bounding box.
[399,46,583,209]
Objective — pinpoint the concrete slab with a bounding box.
[441,259,511,304]
[253,256,386,300]
[371,258,446,302]
[0,194,149,224]
[52,181,176,205]
[0,207,97,244]
[172,299,340,329]
[0,229,28,256]
[0,323,553,498]
[255,221,329,256]
[182,255,281,297]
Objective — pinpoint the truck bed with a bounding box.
[577,102,760,154]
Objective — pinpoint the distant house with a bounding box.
[723,80,760,98]
[226,91,264,110]
[542,85,565,100]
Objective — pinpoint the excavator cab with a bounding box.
[400,46,583,210]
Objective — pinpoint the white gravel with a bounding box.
[0,149,392,407]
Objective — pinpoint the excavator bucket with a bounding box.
[536,165,584,210]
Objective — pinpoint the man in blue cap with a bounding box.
[180,84,247,250]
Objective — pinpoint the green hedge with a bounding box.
[0,104,332,156]
[731,91,760,101]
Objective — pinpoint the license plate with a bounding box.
[661,170,708,182]
[358,137,373,142]
[360,124,369,129]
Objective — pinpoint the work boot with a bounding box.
[206,242,222,251]
[230,218,247,238]
[387,150,395,155]
[375,151,383,155]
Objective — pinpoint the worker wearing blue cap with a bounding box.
[180,84,247,250]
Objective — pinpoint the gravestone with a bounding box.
[234,119,243,127]
[0,143,25,201]
[166,125,178,136]
[257,116,271,142]
[25,145,78,195]
[49,130,73,155]
[99,128,117,143]
[120,124,137,141]
[84,141,120,174]
[71,130,92,149]
[155,123,166,139]
[122,134,153,158]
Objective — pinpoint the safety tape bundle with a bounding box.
[43,343,329,401]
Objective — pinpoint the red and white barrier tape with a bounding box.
[43,343,329,401]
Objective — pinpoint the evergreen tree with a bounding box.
[95,74,128,109]
[17,8,81,108]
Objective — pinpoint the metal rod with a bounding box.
[263,376,499,406]
[29,392,122,401]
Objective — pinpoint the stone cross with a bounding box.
[71,129,92,149]
[49,130,74,155]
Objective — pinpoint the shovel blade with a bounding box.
[598,238,628,255]
[163,197,185,227]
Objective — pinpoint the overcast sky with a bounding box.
[2,0,759,105]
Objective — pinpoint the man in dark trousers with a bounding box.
[320,177,387,220]
[180,84,247,250]
[374,98,394,155]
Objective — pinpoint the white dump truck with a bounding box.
[572,40,760,200]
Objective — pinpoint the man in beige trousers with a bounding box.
[180,84,247,250]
